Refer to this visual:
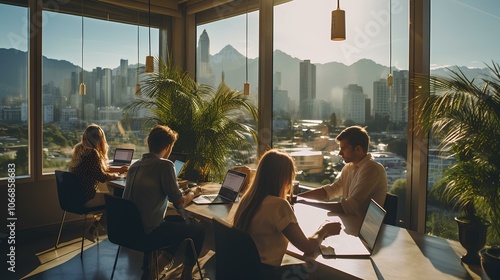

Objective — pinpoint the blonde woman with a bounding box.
[233,149,341,279]
[69,124,128,241]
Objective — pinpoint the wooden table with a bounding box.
[107,180,486,279]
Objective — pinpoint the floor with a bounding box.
[0,217,215,280]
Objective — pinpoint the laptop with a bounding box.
[109,148,134,166]
[320,199,386,258]
[192,169,247,205]
[174,160,186,178]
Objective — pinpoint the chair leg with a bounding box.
[110,245,121,279]
[186,238,204,280]
[80,215,87,258]
[54,211,67,249]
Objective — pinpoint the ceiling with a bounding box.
[98,0,247,17]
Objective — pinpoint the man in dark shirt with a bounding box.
[123,125,203,280]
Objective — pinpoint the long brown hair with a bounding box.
[69,124,109,170]
[233,149,296,231]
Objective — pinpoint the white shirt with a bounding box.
[245,195,298,266]
[323,153,387,217]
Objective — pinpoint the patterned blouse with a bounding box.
[69,148,108,202]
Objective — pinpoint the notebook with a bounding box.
[109,148,134,166]
[174,160,186,178]
[192,169,247,205]
[320,199,387,258]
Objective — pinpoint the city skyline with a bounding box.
[2,1,500,71]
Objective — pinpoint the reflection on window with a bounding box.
[0,4,29,178]
[41,11,158,174]
[273,0,408,225]
[196,12,259,170]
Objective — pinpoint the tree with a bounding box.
[125,59,258,182]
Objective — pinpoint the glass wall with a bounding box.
[273,0,409,225]
[41,10,159,174]
[0,4,29,178]
[428,0,500,242]
[196,11,260,170]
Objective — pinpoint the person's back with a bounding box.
[233,150,341,279]
[122,125,204,280]
[123,154,179,233]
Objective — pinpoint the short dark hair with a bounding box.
[336,126,370,153]
[147,125,178,154]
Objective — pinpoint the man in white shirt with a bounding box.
[298,126,387,218]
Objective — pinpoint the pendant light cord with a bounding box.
[245,6,248,82]
[389,0,392,76]
[148,0,151,56]
[137,11,140,79]
[81,2,84,84]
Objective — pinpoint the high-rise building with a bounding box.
[299,60,316,119]
[373,79,391,118]
[391,70,409,125]
[197,29,214,87]
[342,84,366,124]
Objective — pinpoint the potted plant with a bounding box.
[415,62,500,269]
[125,58,259,182]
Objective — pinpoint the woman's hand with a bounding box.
[118,165,129,174]
[317,221,342,239]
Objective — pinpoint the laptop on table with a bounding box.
[192,169,247,205]
[109,148,134,166]
[320,199,387,258]
[174,160,186,178]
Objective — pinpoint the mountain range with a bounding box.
[0,47,492,106]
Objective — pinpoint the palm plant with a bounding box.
[125,58,258,182]
[415,62,500,246]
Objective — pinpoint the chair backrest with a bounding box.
[212,217,263,280]
[383,193,398,226]
[54,170,87,214]
[104,194,146,252]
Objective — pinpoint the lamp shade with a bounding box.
[243,82,250,95]
[79,82,86,96]
[135,83,141,96]
[145,55,154,73]
[387,73,394,87]
[331,8,345,41]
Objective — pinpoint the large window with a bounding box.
[427,0,500,241]
[196,11,259,169]
[273,0,409,223]
[41,10,159,174]
[0,4,29,178]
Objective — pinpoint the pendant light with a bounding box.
[331,0,345,41]
[79,4,86,95]
[145,0,154,74]
[243,7,250,95]
[387,0,394,87]
[135,12,141,96]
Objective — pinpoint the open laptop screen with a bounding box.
[359,199,387,251]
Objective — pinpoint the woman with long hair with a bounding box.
[69,124,128,241]
[233,149,341,279]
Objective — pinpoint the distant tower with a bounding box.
[373,79,391,118]
[299,60,316,119]
[342,84,366,124]
[197,29,215,87]
[391,70,409,125]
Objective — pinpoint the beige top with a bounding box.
[323,153,387,217]
[246,195,298,266]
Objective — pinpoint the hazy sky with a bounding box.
[1,0,500,70]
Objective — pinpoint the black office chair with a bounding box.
[212,217,265,280]
[104,194,204,280]
[54,170,105,258]
[383,192,399,226]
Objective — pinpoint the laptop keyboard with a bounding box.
[202,195,226,203]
